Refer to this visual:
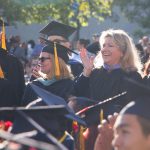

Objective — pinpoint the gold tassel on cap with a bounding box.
[54,42,60,78]
[0,66,4,78]
[1,18,6,50]
[100,109,104,124]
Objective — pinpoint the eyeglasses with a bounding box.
[38,57,50,62]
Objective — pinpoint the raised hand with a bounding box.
[94,113,118,150]
[80,48,94,77]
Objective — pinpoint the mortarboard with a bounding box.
[120,78,150,121]
[0,130,59,150]
[41,37,78,78]
[120,100,150,121]
[68,96,96,112]
[0,105,68,150]
[76,92,127,127]
[41,38,78,63]
[30,83,87,126]
[39,20,76,40]
[86,42,100,55]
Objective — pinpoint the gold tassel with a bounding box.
[100,109,104,124]
[54,42,60,78]
[59,131,67,143]
[1,18,6,50]
[79,126,85,150]
[0,66,4,78]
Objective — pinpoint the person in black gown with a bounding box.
[73,29,143,150]
[21,41,75,106]
[30,20,76,81]
[0,47,25,121]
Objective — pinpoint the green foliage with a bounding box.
[0,0,113,28]
[114,0,150,34]
[0,0,23,24]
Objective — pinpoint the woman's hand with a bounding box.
[31,65,41,79]
[80,48,94,77]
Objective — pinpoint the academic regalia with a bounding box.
[39,20,76,40]
[22,41,76,106]
[75,67,142,116]
[22,78,74,106]
[0,106,70,150]
[39,20,81,78]
[74,67,142,150]
[9,92,86,150]
[0,48,25,121]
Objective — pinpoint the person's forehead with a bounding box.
[102,36,116,44]
[114,114,139,130]
[40,52,51,56]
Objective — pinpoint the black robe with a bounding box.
[74,67,142,116]
[21,78,74,106]
[74,67,142,150]
[0,49,25,120]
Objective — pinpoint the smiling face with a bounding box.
[112,114,150,150]
[100,36,123,66]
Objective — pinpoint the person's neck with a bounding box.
[103,63,121,71]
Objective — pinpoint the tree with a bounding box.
[0,0,113,39]
[113,0,150,37]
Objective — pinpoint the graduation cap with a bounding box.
[68,96,96,112]
[76,92,127,127]
[30,83,87,126]
[86,42,100,55]
[120,100,150,122]
[124,77,150,96]
[41,38,78,63]
[120,78,150,121]
[0,105,68,150]
[39,20,76,40]
[0,130,59,150]
[41,38,78,78]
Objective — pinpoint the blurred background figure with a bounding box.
[69,38,90,77]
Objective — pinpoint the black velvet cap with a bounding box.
[86,42,100,55]
[42,43,69,63]
[0,105,69,150]
[41,37,78,63]
[76,92,127,127]
[120,100,150,121]
[120,78,150,121]
[30,84,87,126]
[41,39,78,63]
[39,20,76,39]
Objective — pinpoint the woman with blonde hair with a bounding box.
[21,42,74,106]
[74,29,143,150]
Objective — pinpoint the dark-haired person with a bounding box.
[112,98,150,150]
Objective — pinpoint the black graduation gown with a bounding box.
[74,67,142,116]
[0,49,25,120]
[74,67,142,150]
[21,78,74,106]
